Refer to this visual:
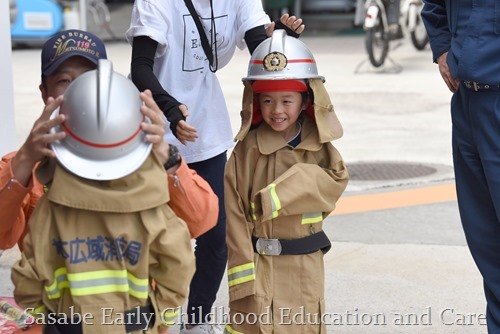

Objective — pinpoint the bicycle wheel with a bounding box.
[365,13,389,67]
[410,14,428,50]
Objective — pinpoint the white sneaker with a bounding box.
[179,323,224,334]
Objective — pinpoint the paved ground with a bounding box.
[1,16,488,334]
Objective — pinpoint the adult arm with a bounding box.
[421,0,450,63]
[131,37,197,144]
[0,96,65,250]
[421,1,459,92]
[0,153,43,250]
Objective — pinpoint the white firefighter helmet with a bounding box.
[50,59,151,181]
[243,29,324,82]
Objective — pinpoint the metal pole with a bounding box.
[79,0,87,30]
[0,0,17,156]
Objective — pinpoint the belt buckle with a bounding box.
[464,80,479,91]
[256,238,282,256]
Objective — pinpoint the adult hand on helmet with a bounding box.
[11,95,66,186]
[266,14,305,37]
[140,90,171,165]
[175,105,198,145]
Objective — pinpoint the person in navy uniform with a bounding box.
[422,1,500,332]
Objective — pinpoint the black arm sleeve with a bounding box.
[244,25,268,54]
[130,36,185,138]
[244,20,301,55]
[274,19,301,38]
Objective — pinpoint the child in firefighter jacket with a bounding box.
[11,153,195,334]
[224,30,349,334]
[11,60,196,334]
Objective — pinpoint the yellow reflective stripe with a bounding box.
[45,268,148,300]
[227,263,255,287]
[250,201,257,221]
[127,272,149,299]
[228,274,255,287]
[70,284,129,297]
[302,212,323,224]
[227,263,254,275]
[68,269,126,281]
[161,308,179,326]
[126,272,148,286]
[27,305,47,318]
[45,267,69,299]
[225,324,244,334]
[267,183,281,219]
[34,305,47,314]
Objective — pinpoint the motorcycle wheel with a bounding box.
[410,14,429,50]
[365,14,389,67]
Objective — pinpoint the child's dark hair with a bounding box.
[306,85,314,105]
[301,91,309,104]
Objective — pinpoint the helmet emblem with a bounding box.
[263,52,287,71]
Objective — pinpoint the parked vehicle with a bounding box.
[10,0,63,43]
[363,0,428,67]
[10,0,116,44]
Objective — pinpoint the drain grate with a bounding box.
[346,162,437,181]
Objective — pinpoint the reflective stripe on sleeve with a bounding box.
[301,212,323,224]
[161,308,179,326]
[267,183,281,219]
[227,263,255,287]
[225,324,244,334]
[27,305,47,318]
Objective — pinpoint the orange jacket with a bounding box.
[0,152,42,250]
[0,151,218,251]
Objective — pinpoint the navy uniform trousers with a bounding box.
[453,84,500,332]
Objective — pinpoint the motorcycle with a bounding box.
[363,0,429,68]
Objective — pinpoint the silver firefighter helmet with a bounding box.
[243,29,324,82]
[51,59,151,181]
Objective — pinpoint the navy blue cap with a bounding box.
[41,30,107,76]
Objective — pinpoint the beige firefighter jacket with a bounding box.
[224,79,348,333]
[12,153,195,334]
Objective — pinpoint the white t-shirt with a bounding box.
[126,0,270,163]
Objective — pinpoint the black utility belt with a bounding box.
[463,80,500,92]
[252,230,331,256]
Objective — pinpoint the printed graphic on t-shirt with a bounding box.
[182,14,228,72]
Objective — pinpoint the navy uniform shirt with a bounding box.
[422,0,500,84]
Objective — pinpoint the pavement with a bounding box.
[0,14,488,334]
